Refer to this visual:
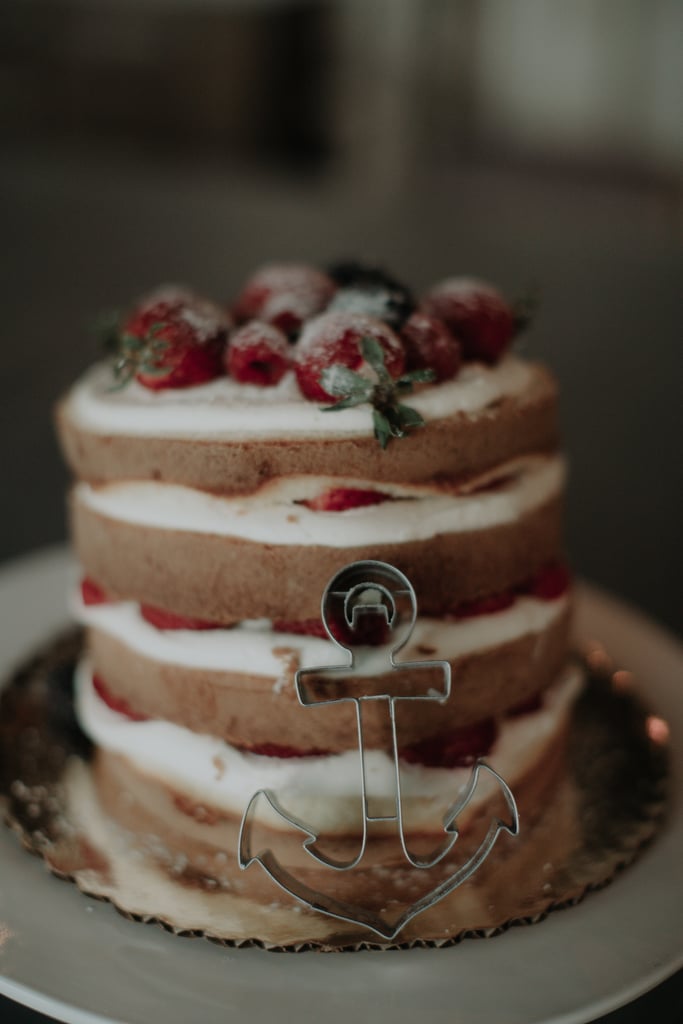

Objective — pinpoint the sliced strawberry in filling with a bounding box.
[272,618,328,638]
[527,562,572,601]
[399,717,497,768]
[241,741,331,759]
[508,693,544,717]
[81,577,110,606]
[92,674,148,722]
[450,592,516,619]
[302,487,392,512]
[140,605,224,631]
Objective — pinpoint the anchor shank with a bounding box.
[357,697,400,822]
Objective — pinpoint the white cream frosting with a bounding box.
[76,661,582,833]
[64,356,537,441]
[74,592,569,680]
[75,454,565,546]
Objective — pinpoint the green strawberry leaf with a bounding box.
[318,335,431,448]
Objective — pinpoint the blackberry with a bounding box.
[326,260,415,329]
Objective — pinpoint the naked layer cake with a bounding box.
[56,262,580,924]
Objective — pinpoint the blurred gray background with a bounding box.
[0,1,682,1021]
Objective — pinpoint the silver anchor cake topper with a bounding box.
[239,560,519,939]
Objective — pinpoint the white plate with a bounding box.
[0,547,681,1024]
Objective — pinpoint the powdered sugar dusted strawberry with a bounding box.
[422,277,515,364]
[294,312,405,402]
[233,263,336,337]
[115,287,230,390]
[401,312,463,382]
[226,321,291,386]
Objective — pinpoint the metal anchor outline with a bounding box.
[238,560,520,939]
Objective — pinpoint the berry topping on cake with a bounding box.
[400,312,463,382]
[422,278,516,364]
[294,312,405,402]
[226,321,291,386]
[400,718,497,768]
[302,487,391,512]
[326,261,415,329]
[113,287,230,390]
[140,605,223,631]
[80,577,110,606]
[232,263,336,337]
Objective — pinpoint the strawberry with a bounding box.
[232,263,336,337]
[80,577,110,606]
[450,592,516,619]
[226,321,291,386]
[422,278,515,364]
[272,619,328,638]
[400,312,462,382]
[302,487,391,512]
[93,674,148,721]
[508,693,543,717]
[294,312,405,402]
[114,287,230,390]
[527,563,572,601]
[326,605,390,648]
[140,605,223,631]
[400,718,497,768]
[243,741,330,759]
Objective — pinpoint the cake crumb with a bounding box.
[212,755,226,780]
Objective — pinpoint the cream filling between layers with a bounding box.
[65,356,536,441]
[75,454,565,547]
[76,661,582,833]
[75,592,570,681]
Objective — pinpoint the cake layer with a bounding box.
[79,592,571,747]
[76,659,582,836]
[71,458,565,620]
[93,738,577,918]
[57,357,558,492]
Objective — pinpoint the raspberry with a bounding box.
[401,312,462,382]
[119,288,230,390]
[450,591,516,619]
[81,577,110,606]
[400,718,497,768]
[422,278,515,364]
[93,674,148,721]
[302,487,391,512]
[140,605,223,630]
[527,563,572,601]
[226,321,291,386]
[294,312,405,402]
[232,263,335,337]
